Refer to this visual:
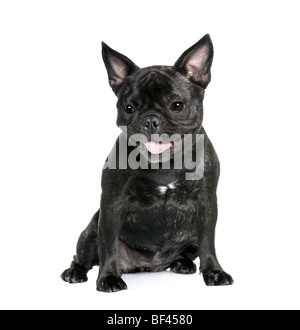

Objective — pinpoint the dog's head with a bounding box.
[102,35,213,161]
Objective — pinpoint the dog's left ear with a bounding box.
[102,42,139,94]
[174,34,213,89]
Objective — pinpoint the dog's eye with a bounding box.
[170,102,184,112]
[125,104,135,114]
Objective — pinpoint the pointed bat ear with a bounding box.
[174,34,214,89]
[102,42,139,94]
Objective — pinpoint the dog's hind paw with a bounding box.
[169,259,197,274]
[203,270,234,286]
[96,275,127,293]
[61,267,88,284]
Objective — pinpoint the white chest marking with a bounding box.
[158,182,176,194]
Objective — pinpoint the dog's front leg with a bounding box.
[96,199,127,293]
[199,195,234,286]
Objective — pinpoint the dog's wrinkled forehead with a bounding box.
[135,68,174,91]
[124,67,186,108]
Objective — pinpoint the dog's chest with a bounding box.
[120,178,200,252]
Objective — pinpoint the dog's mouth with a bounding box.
[129,133,185,157]
[144,141,173,154]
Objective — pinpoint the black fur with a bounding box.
[61,34,233,292]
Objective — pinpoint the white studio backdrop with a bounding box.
[0,0,300,310]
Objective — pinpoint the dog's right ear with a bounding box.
[102,42,139,94]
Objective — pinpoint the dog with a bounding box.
[61,34,233,292]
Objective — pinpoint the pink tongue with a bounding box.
[144,141,172,154]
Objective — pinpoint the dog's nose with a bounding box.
[142,116,161,132]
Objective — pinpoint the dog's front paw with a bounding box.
[97,276,127,293]
[203,270,234,286]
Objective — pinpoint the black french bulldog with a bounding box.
[61,34,233,292]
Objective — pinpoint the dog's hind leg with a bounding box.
[61,210,100,283]
[169,244,198,274]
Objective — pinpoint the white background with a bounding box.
[1,0,300,310]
